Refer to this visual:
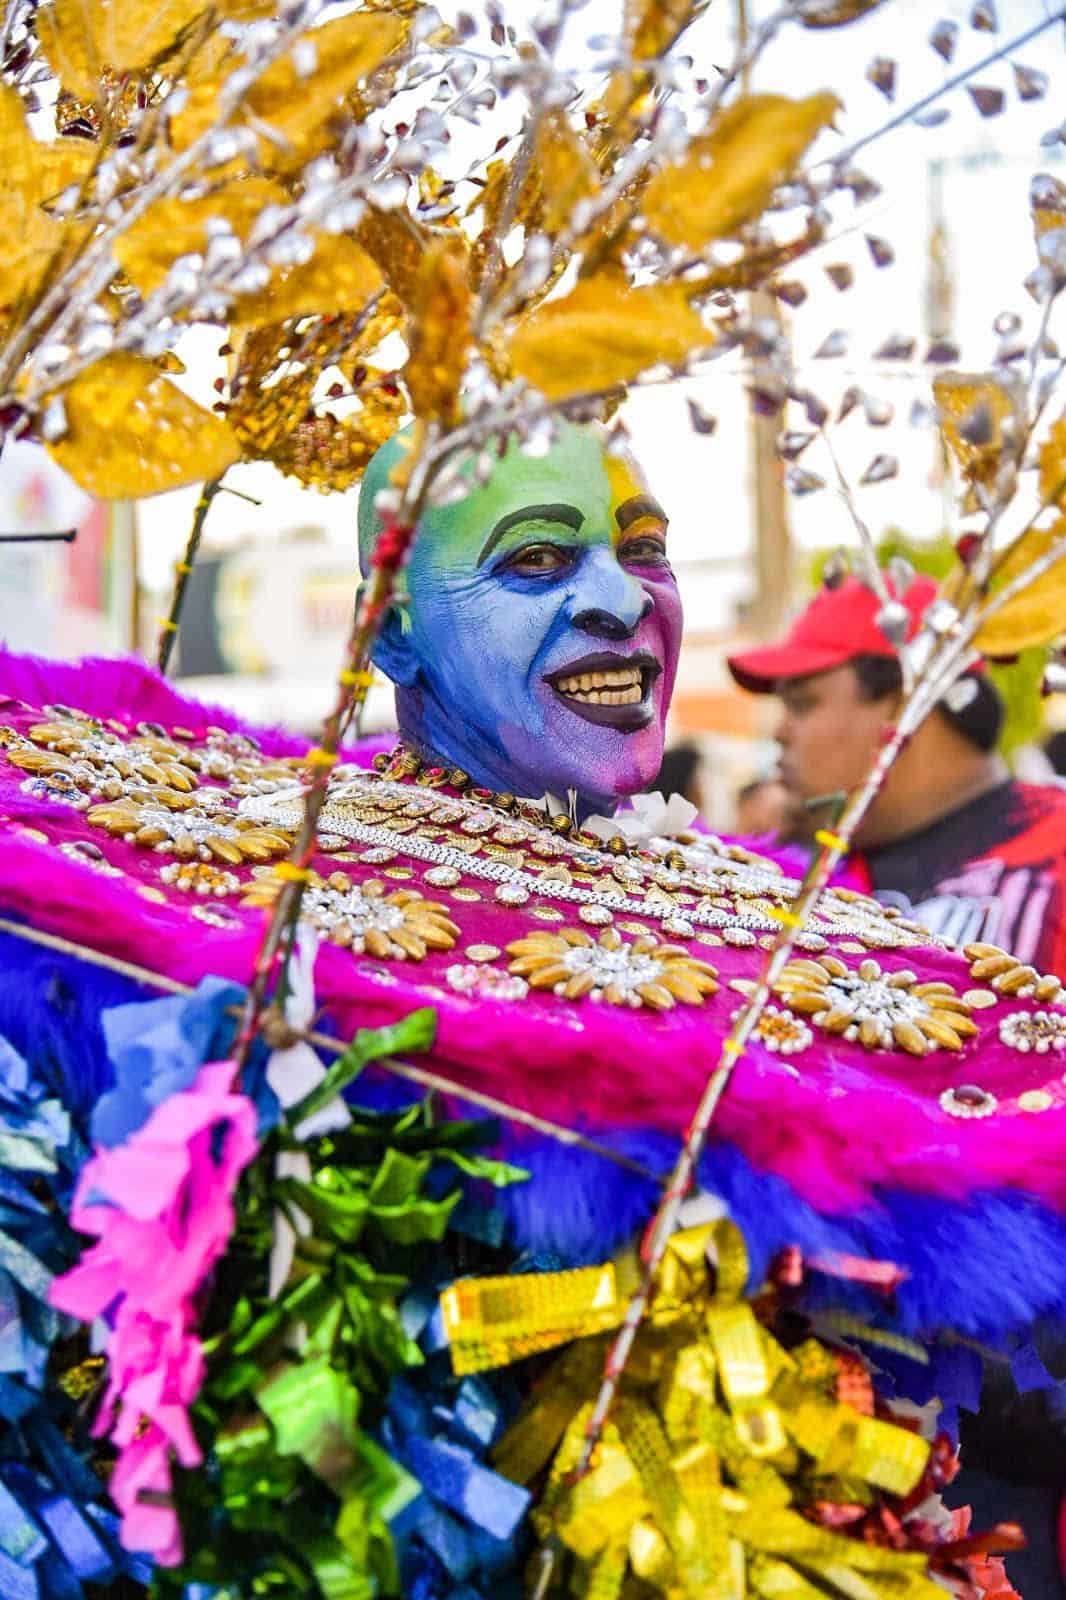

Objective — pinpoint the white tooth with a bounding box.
[589,691,602,704]
[592,672,606,688]
[624,686,641,702]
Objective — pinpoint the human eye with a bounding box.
[499,541,574,577]
[620,535,669,568]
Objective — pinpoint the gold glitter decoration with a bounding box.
[452,887,483,902]
[507,925,719,1011]
[225,316,407,492]
[774,956,977,1055]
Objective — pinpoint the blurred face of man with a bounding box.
[774,665,896,815]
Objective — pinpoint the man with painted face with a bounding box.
[357,422,682,820]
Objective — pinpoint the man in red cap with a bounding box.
[728,571,1066,978]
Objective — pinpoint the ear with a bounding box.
[369,600,420,689]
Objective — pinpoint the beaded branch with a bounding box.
[3,1,1066,1576]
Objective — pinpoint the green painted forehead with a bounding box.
[357,423,656,574]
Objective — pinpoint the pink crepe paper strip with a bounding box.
[50,1060,258,1565]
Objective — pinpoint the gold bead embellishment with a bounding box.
[743,1004,812,1057]
[160,861,240,896]
[446,963,528,1001]
[506,926,719,1011]
[465,944,502,963]
[963,942,1064,1004]
[1018,1090,1055,1113]
[242,870,459,962]
[86,800,292,864]
[963,988,999,1009]
[999,1009,1066,1055]
[774,956,977,1055]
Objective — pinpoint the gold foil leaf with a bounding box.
[642,92,840,249]
[0,86,94,313]
[356,207,432,306]
[36,0,208,101]
[234,235,384,324]
[625,0,699,58]
[1038,416,1066,510]
[971,520,1066,654]
[536,111,601,234]
[934,370,1021,485]
[45,354,239,497]
[507,276,708,401]
[173,11,408,168]
[113,179,284,298]
[404,237,471,425]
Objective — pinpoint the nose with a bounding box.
[571,550,653,642]
[773,705,791,747]
[573,605,651,642]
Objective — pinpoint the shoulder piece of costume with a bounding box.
[2,649,1066,1356]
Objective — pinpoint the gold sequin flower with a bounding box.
[505,926,719,1010]
[244,871,459,962]
[774,956,977,1055]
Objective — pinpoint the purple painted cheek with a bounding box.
[633,577,682,735]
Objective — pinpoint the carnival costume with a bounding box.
[0,427,1062,1598]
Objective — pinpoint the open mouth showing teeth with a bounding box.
[553,665,646,705]
[545,652,661,730]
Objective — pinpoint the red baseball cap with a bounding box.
[727,573,939,694]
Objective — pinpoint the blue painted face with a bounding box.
[359,424,682,816]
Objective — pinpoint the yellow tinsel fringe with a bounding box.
[440,1222,941,1600]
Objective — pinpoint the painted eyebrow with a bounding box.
[615,494,668,533]
[476,502,585,566]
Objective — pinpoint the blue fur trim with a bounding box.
[1,931,1064,1358]
[497,1130,1066,1353]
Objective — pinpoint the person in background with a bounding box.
[1045,729,1066,780]
[730,570,1066,1598]
[727,572,1066,979]
[649,740,706,815]
[734,776,791,839]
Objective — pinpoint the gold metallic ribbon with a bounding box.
[439,1221,939,1599]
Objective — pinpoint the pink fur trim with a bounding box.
[3,651,1066,1222]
